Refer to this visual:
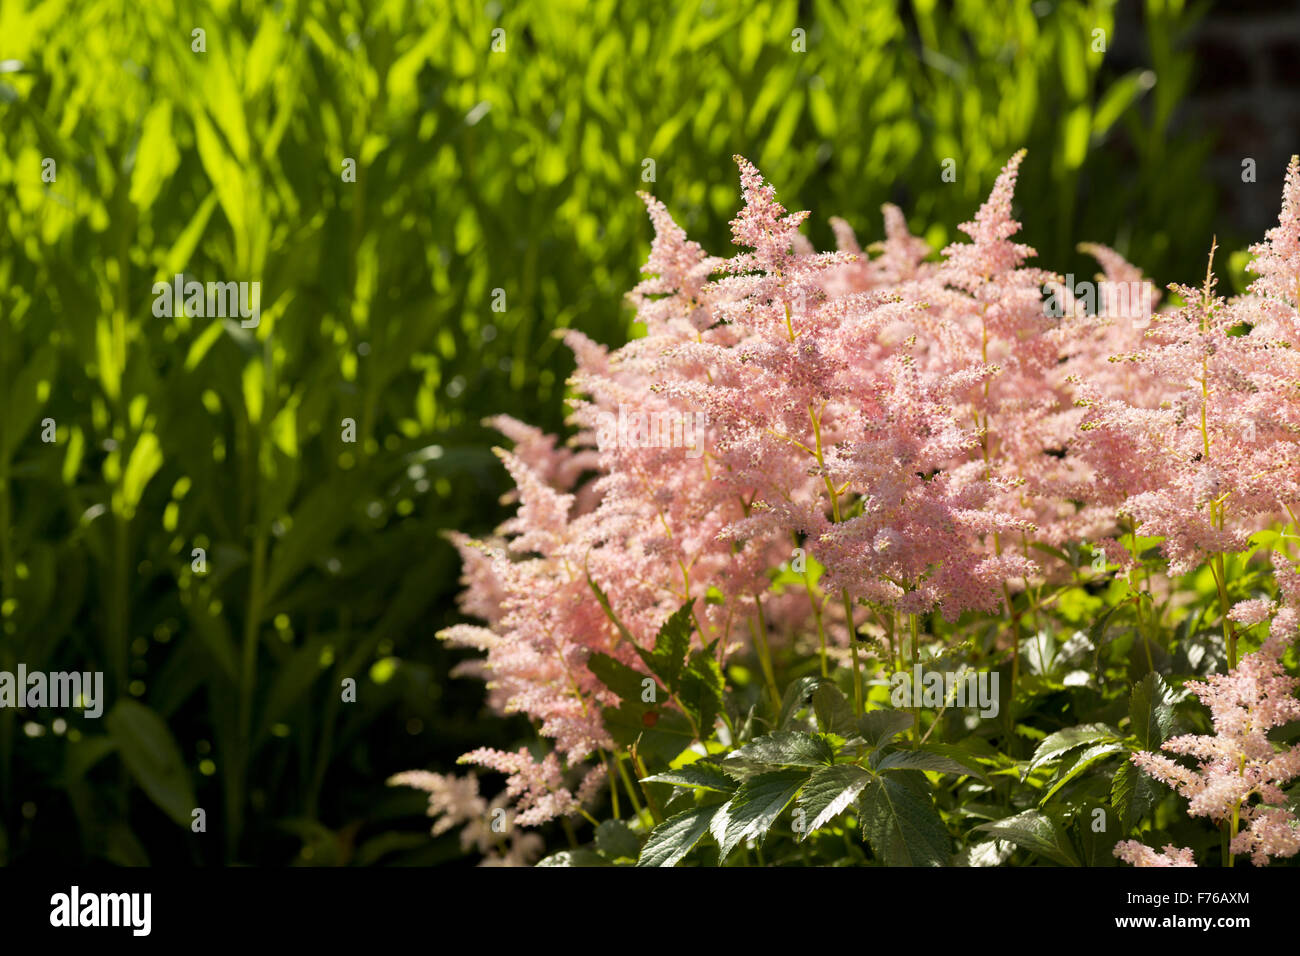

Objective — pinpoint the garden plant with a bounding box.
[400,151,1300,868]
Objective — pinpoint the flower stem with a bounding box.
[910,613,921,747]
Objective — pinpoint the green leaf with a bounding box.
[717,769,809,859]
[1027,723,1119,775]
[129,100,180,211]
[637,805,718,867]
[1076,800,1119,867]
[1092,70,1150,140]
[2,344,56,461]
[857,709,913,751]
[858,772,951,866]
[878,748,986,781]
[537,849,608,867]
[812,683,856,737]
[1039,742,1126,805]
[184,319,226,371]
[635,601,694,692]
[587,652,650,704]
[120,433,163,518]
[1028,542,1072,565]
[1112,759,1162,833]
[727,731,834,769]
[779,675,828,729]
[1089,604,1119,646]
[795,764,872,839]
[974,809,1079,867]
[105,700,196,828]
[1129,672,1176,750]
[595,820,640,862]
[678,646,724,734]
[642,764,736,793]
[601,703,695,766]
[1061,104,1091,170]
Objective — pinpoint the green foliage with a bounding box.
[0,0,1223,866]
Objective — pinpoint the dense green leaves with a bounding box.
[0,0,1230,869]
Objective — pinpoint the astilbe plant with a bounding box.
[1116,554,1300,867]
[392,152,1300,868]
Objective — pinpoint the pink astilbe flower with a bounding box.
[458,748,581,828]
[1129,629,1300,865]
[445,154,1066,774]
[1113,840,1197,867]
[386,770,543,867]
[1246,154,1300,310]
[1074,160,1300,571]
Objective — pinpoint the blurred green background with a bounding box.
[0,0,1221,865]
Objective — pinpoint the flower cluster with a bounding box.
[393,152,1300,853]
[1120,564,1300,867]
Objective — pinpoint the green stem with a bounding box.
[751,596,781,714]
[843,591,862,717]
[910,613,921,747]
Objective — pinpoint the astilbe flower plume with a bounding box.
[405,154,1300,845]
[1113,841,1197,867]
[408,155,1076,831]
[1074,158,1300,573]
[1120,592,1300,867]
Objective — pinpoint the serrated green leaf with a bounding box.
[1027,723,1119,775]
[974,809,1079,867]
[1112,758,1161,833]
[678,646,724,734]
[857,709,913,751]
[858,772,950,866]
[642,764,736,793]
[537,848,608,867]
[595,819,640,861]
[587,652,651,704]
[637,805,718,867]
[1039,742,1125,805]
[878,748,986,781]
[602,703,696,766]
[812,683,856,737]
[727,731,834,769]
[635,602,694,692]
[1129,671,1176,750]
[779,675,827,729]
[795,764,872,839]
[717,769,809,859]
